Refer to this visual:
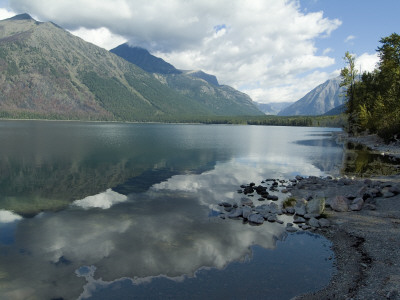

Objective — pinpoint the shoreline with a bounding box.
[293,133,400,300]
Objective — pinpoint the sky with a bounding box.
[0,0,399,104]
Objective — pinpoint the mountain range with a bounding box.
[278,76,345,116]
[256,102,293,115]
[0,14,262,121]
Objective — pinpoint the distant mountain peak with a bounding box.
[110,43,182,75]
[278,76,345,116]
[182,70,219,86]
[7,13,34,21]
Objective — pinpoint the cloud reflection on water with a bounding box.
[72,189,128,209]
[0,183,285,299]
[0,124,342,299]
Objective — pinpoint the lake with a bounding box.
[0,121,343,300]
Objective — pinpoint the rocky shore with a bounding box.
[219,133,400,299]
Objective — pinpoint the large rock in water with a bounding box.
[306,198,325,214]
[228,208,243,218]
[248,214,264,225]
[294,199,307,216]
[242,206,252,219]
[240,197,254,207]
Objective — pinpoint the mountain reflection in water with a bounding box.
[0,122,341,299]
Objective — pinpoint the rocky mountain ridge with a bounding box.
[0,14,262,121]
[278,77,345,116]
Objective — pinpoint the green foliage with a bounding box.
[6,59,19,76]
[342,33,400,141]
[80,71,156,121]
[150,114,343,127]
[283,197,296,208]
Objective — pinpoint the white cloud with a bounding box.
[355,52,379,73]
[8,0,342,103]
[345,35,356,43]
[323,48,333,55]
[0,8,15,20]
[70,27,127,50]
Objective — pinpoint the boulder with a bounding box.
[228,208,243,218]
[242,206,252,219]
[318,218,330,228]
[306,197,325,214]
[299,224,311,230]
[286,207,295,214]
[304,213,320,219]
[269,202,279,214]
[248,214,264,224]
[389,185,400,195]
[240,197,253,207]
[331,195,349,212]
[383,191,395,198]
[294,199,307,216]
[293,216,306,224]
[350,197,364,211]
[286,226,298,233]
[267,195,279,201]
[308,217,320,228]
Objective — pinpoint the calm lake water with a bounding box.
[0,121,344,300]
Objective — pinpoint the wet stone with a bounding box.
[286,207,295,214]
[242,206,252,219]
[228,208,243,218]
[248,214,264,225]
[267,195,279,201]
[286,226,298,233]
[350,197,364,211]
[318,218,330,228]
[331,195,349,212]
[308,217,320,228]
[293,216,306,224]
[240,197,253,207]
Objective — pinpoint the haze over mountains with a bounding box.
[0,14,262,121]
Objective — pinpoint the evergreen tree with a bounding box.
[341,33,400,141]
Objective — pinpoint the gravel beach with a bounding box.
[293,133,400,300]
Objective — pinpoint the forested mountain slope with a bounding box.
[0,14,262,121]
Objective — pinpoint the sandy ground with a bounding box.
[293,134,400,300]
